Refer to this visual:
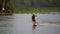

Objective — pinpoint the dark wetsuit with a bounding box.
[32,15,36,21]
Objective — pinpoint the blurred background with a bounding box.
[0,0,60,14]
[0,0,60,34]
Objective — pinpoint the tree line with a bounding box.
[0,0,14,15]
[14,0,60,8]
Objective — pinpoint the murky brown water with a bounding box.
[0,14,60,34]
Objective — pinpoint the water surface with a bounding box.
[0,13,60,34]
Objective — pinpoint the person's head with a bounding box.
[32,13,35,15]
[32,13,37,16]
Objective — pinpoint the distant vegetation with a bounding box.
[14,7,60,13]
[0,0,60,14]
[0,0,14,15]
[14,0,60,13]
[14,0,60,8]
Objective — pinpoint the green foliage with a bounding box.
[14,7,60,13]
[0,0,14,15]
[14,0,60,7]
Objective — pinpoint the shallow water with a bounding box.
[0,14,60,34]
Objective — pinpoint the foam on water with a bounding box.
[38,23,60,27]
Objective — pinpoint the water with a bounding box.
[0,14,60,34]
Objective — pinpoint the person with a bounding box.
[32,13,37,26]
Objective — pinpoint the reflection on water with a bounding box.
[32,25,37,30]
[32,25,37,34]
[0,14,60,34]
[0,16,14,34]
